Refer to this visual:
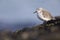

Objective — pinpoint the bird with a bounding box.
[34,8,55,21]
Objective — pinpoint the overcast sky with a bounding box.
[0,0,60,23]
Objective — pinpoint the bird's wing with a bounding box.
[42,10,53,19]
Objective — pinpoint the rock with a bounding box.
[0,16,60,40]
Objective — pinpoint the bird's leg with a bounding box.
[43,21,47,24]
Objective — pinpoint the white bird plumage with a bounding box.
[34,8,55,21]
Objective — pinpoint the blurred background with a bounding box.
[0,0,60,31]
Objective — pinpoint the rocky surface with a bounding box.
[0,16,60,40]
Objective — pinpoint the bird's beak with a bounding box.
[33,11,37,14]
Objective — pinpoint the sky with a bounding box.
[0,0,60,23]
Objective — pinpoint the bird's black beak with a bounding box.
[33,11,37,14]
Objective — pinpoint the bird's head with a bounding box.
[34,8,43,14]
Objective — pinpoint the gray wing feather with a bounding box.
[42,10,53,19]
